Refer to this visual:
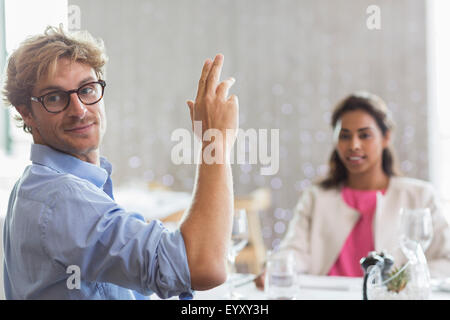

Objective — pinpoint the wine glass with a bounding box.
[399,208,433,259]
[225,209,249,299]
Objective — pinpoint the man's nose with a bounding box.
[66,92,87,118]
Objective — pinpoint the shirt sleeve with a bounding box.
[39,179,193,299]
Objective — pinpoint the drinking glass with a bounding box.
[399,208,433,259]
[225,209,249,299]
[264,250,297,300]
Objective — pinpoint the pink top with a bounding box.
[327,187,386,277]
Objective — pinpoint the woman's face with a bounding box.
[334,109,390,176]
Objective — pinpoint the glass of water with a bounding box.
[264,250,297,300]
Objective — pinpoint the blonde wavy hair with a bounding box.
[2,25,108,133]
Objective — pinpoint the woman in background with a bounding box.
[255,91,450,289]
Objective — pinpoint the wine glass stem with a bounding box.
[229,253,236,273]
[228,253,237,297]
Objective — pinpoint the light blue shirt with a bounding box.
[3,144,193,300]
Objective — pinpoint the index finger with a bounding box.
[205,54,224,96]
[195,58,213,101]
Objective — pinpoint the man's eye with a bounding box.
[80,86,94,95]
[46,94,62,103]
[360,133,370,139]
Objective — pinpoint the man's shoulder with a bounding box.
[19,163,102,204]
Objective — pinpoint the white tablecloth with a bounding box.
[152,274,450,300]
[193,275,363,300]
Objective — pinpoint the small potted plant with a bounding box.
[386,264,409,294]
[361,248,431,300]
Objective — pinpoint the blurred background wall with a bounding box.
[68,0,428,249]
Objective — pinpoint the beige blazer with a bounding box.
[276,177,450,278]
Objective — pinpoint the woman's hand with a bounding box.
[254,269,266,291]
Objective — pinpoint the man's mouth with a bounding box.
[65,122,95,133]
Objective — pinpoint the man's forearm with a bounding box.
[180,148,234,290]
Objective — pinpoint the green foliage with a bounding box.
[386,264,409,293]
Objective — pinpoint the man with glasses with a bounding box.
[2,26,238,299]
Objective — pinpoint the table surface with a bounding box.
[153,274,450,300]
[195,275,363,300]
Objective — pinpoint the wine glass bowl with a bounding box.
[399,208,433,257]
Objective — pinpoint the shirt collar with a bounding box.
[30,143,112,190]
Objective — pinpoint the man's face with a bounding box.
[21,58,107,164]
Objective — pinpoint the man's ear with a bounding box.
[15,105,35,128]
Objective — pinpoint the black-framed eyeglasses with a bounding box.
[30,80,106,114]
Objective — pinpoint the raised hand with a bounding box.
[181,54,238,290]
[187,54,239,158]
